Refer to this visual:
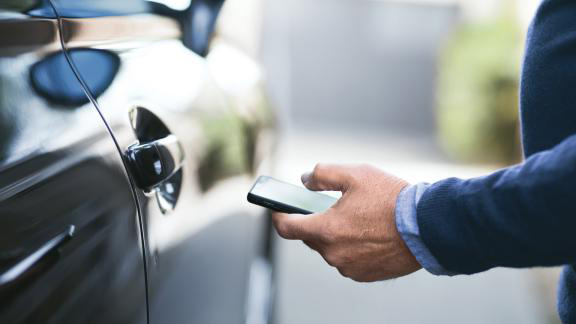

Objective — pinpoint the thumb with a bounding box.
[302,163,354,192]
[272,212,324,241]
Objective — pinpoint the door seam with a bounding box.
[46,1,151,323]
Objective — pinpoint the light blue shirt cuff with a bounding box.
[395,183,456,276]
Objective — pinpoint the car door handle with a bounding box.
[124,134,185,190]
[0,225,75,286]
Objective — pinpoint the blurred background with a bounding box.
[218,0,563,323]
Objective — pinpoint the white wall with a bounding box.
[262,0,459,133]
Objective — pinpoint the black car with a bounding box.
[0,0,277,323]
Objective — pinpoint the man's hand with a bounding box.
[272,164,422,282]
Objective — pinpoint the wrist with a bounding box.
[395,183,456,276]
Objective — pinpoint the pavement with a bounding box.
[272,128,561,324]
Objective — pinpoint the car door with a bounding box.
[47,0,277,323]
[0,2,148,324]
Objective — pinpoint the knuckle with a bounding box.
[275,222,293,239]
[324,251,340,267]
[324,249,349,267]
[313,163,324,174]
[337,252,352,265]
[338,268,366,282]
[337,267,353,279]
[312,163,327,179]
[352,274,371,283]
[324,254,336,267]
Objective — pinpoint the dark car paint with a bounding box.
[0,14,147,324]
[0,0,276,323]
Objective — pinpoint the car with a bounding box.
[0,0,277,323]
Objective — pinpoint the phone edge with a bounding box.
[247,192,313,215]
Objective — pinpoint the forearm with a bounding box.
[417,133,576,274]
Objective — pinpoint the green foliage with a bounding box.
[437,8,523,164]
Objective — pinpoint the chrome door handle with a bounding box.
[125,106,185,213]
[0,225,75,286]
[124,134,185,190]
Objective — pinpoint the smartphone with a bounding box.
[247,176,338,214]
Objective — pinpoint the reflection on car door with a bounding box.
[49,0,277,323]
[0,5,147,324]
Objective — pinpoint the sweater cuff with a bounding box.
[395,183,456,276]
[416,178,493,274]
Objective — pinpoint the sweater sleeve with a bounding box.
[417,133,576,275]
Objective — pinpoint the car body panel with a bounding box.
[0,10,148,324]
[47,0,278,323]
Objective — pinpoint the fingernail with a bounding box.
[301,172,312,184]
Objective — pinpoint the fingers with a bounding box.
[301,163,355,192]
[272,212,325,241]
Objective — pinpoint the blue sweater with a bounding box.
[416,0,576,322]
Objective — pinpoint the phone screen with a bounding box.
[249,176,338,213]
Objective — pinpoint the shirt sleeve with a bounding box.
[395,183,456,276]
